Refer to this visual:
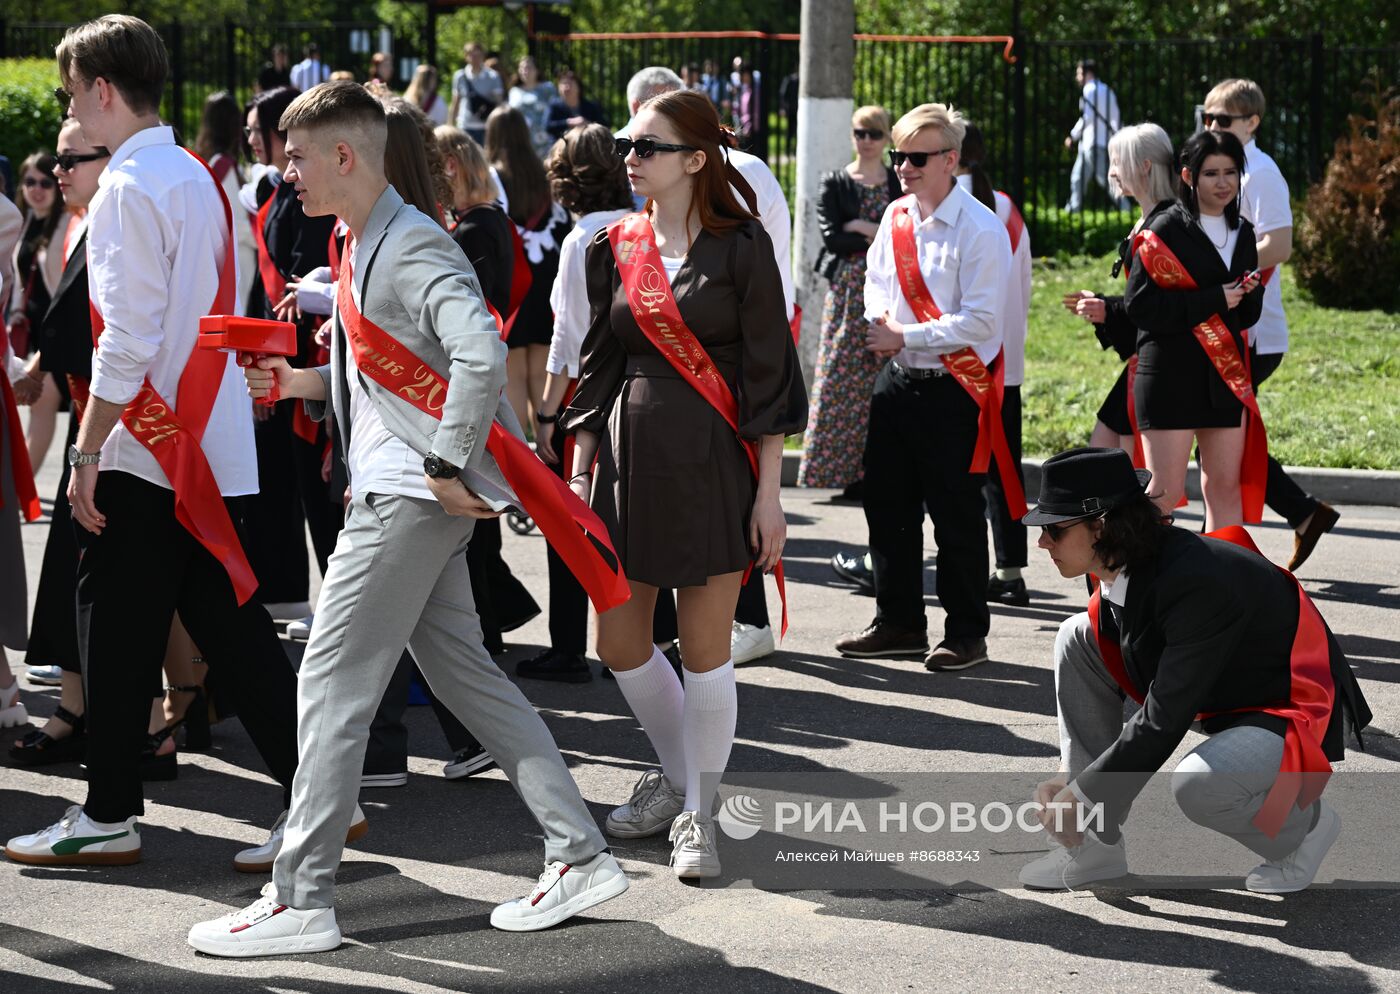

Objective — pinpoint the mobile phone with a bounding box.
[1234,269,1260,288]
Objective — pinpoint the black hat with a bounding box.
[1022,447,1152,526]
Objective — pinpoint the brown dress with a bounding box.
[560,218,807,588]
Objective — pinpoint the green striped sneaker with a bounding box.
[5,805,141,866]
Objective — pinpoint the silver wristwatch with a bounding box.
[67,444,101,468]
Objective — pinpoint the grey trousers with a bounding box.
[272,492,606,908]
[1055,611,1314,861]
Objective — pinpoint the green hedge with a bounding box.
[0,59,66,191]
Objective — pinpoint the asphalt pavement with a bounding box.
[3,454,1398,993]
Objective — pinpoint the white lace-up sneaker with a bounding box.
[0,680,28,728]
[187,882,340,957]
[1246,800,1341,893]
[5,805,141,866]
[284,615,314,642]
[605,769,686,839]
[233,805,369,873]
[489,851,629,932]
[669,811,722,879]
[1018,832,1129,889]
[731,622,776,665]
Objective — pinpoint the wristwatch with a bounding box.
[423,454,460,479]
[535,410,558,425]
[67,444,100,468]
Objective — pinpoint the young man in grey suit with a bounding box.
[188,81,627,958]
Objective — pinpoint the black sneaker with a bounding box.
[986,574,1030,607]
[831,551,874,593]
[444,736,496,780]
[834,622,929,658]
[516,647,592,683]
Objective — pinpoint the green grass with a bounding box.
[1024,254,1400,470]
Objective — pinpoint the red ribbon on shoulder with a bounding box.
[889,197,1027,519]
[254,186,288,307]
[87,149,258,604]
[607,211,790,637]
[335,247,628,613]
[1133,228,1268,522]
[1087,526,1334,838]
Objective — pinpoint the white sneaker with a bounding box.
[1018,832,1128,889]
[443,741,495,780]
[187,883,340,957]
[25,665,63,686]
[262,601,311,622]
[233,805,369,873]
[489,850,629,932]
[0,681,27,728]
[360,771,408,789]
[669,811,721,879]
[605,769,685,839]
[284,615,314,642]
[731,622,775,665]
[1246,800,1341,894]
[5,805,141,866]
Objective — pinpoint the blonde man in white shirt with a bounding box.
[834,103,1012,671]
[5,14,302,869]
[1204,78,1339,571]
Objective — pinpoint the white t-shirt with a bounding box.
[1240,140,1292,354]
[547,207,631,377]
[1199,213,1240,271]
[342,240,435,501]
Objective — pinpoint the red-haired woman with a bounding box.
[561,89,806,879]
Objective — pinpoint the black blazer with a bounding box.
[814,166,901,281]
[245,179,337,327]
[1078,526,1372,826]
[545,97,608,140]
[36,231,92,382]
[450,204,514,318]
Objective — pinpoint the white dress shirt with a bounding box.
[956,175,1033,386]
[1240,140,1292,355]
[289,57,330,94]
[86,125,256,496]
[547,207,631,378]
[341,240,435,501]
[0,198,21,382]
[863,184,1010,369]
[1070,79,1121,150]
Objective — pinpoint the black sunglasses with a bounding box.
[1040,515,1104,543]
[1203,112,1250,128]
[852,128,886,141]
[55,151,109,171]
[53,86,72,105]
[23,176,56,190]
[888,148,954,168]
[614,137,698,159]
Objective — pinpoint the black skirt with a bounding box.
[1097,364,1133,436]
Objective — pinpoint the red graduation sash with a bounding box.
[334,249,629,613]
[254,187,288,306]
[502,223,532,341]
[1132,228,1268,523]
[87,149,258,604]
[0,321,41,522]
[607,211,789,637]
[998,192,1025,256]
[889,199,1028,519]
[1087,526,1334,837]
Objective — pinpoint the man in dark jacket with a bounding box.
[1019,447,1369,892]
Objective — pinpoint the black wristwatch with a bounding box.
[535,410,558,425]
[423,454,460,479]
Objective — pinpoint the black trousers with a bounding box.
[544,449,589,654]
[985,384,1028,569]
[26,410,82,673]
[292,421,343,576]
[1251,349,1320,529]
[863,363,989,638]
[77,472,299,823]
[243,402,310,604]
[365,650,474,775]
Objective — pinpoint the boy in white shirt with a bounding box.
[1204,78,1339,570]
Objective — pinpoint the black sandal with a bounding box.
[165,682,211,751]
[9,706,87,766]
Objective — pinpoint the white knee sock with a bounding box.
[612,646,687,790]
[682,660,738,814]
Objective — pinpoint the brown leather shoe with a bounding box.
[834,623,928,658]
[1287,502,1340,573]
[924,637,990,672]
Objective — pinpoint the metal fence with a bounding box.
[4,21,1395,256]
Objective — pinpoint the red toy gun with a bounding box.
[198,315,297,405]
